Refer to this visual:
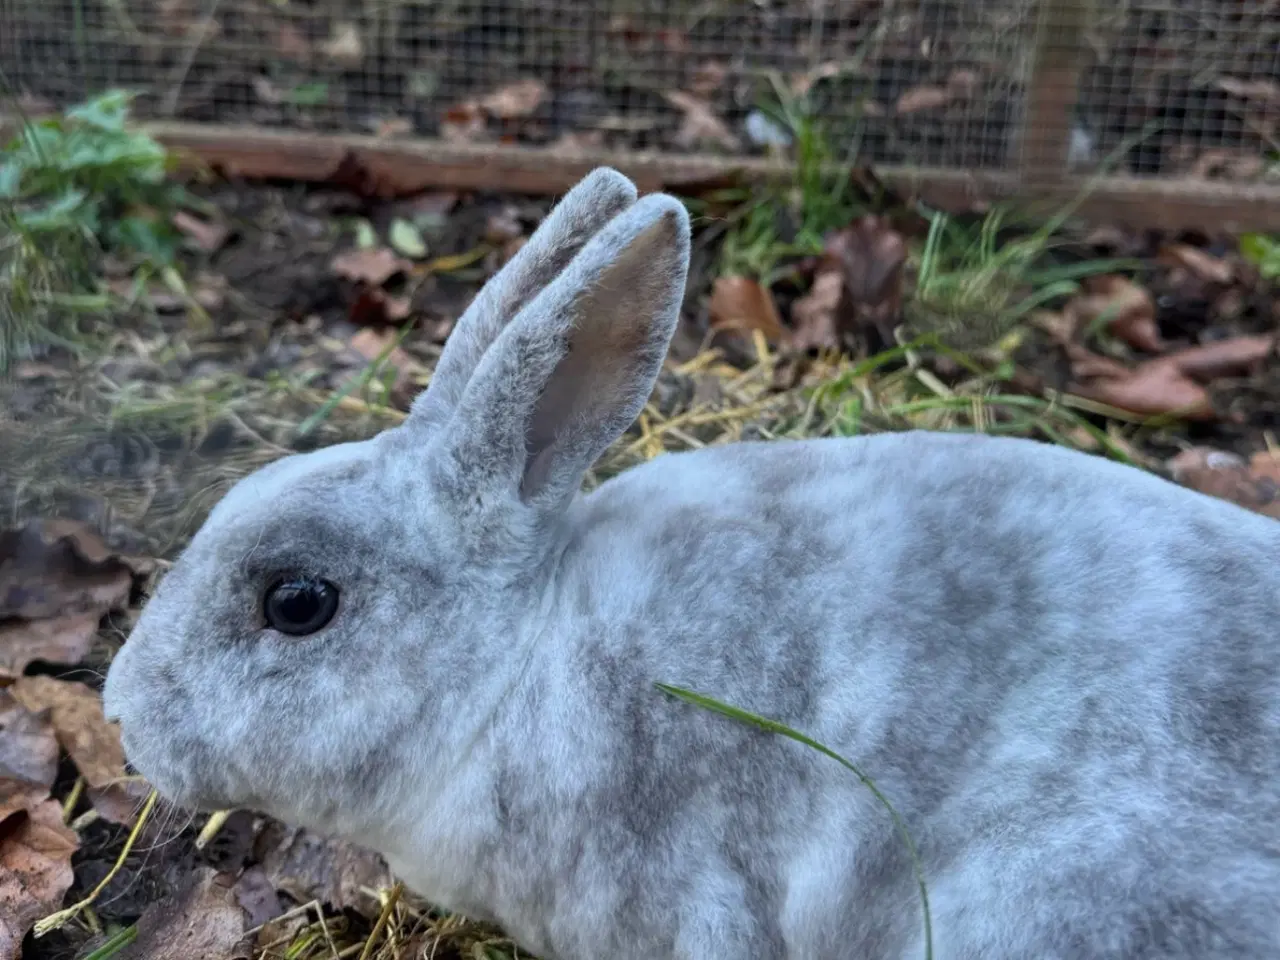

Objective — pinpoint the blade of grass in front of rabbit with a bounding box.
[655,683,933,960]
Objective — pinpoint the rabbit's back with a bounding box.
[544,430,1280,958]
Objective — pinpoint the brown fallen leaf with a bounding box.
[441,101,488,143]
[1156,243,1233,286]
[479,78,547,119]
[1215,76,1280,105]
[1167,447,1280,519]
[87,776,155,828]
[124,867,250,960]
[1068,354,1214,420]
[0,612,101,681]
[329,248,412,287]
[664,90,741,151]
[0,518,145,622]
[895,85,953,114]
[708,275,787,343]
[172,211,230,254]
[1069,275,1164,352]
[0,782,79,960]
[10,676,126,789]
[0,690,59,789]
[256,823,392,919]
[1162,335,1275,381]
[823,215,907,343]
[789,267,845,353]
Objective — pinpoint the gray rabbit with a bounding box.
[103,168,1280,959]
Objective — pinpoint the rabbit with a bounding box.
[103,166,1280,960]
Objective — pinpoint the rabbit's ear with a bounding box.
[409,168,638,430]
[436,192,690,512]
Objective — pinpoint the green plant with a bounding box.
[1,89,189,262]
[1240,233,1280,280]
[0,89,192,370]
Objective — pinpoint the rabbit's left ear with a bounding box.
[434,192,690,512]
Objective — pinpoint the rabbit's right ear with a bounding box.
[408,168,638,430]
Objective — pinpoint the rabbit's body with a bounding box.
[103,169,1280,960]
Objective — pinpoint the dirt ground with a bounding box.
[2,171,1280,959]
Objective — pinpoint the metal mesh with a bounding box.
[1,0,1277,184]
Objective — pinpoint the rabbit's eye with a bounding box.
[263,577,339,636]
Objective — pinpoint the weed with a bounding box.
[0,88,193,370]
[1240,232,1280,281]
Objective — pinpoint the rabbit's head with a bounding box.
[102,168,691,837]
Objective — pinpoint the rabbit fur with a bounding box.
[103,168,1280,960]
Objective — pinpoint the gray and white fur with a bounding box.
[103,168,1280,959]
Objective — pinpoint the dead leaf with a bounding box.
[0,690,58,789]
[664,90,741,151]
[10,676,126,789]
[329,248,412,287]
[321,22,363,67]
[690,61,728,99]
[0,783,79,960]
[441,102,487,143]
[1069,275,1164,352]
[172,211,230,254]
[789,267,845,353]
[1156,244,1233,286]
[0,518,145,621]
[822,215,907,343]
[374,117,413,138]
[233,867,283,930]
[1189,149,1266,181]
[1167,447,1280,519]
[87,776,154,827]
[256,824,392,919]
[124,868,249,960]
[347,288,412,327]
[1068,354,1214,420]
[0,613,101,681]
[1163,335,1275,381]
[479,79,547,119]
[895,85,953,114]
[1215,76,1280,105]
[708,276,786,343]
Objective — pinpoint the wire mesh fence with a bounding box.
[1,0,1278,189]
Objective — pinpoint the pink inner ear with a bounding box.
[521,219,673,489]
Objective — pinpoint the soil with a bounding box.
[4,0,1280,179]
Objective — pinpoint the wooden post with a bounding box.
[1016,0,1092,187]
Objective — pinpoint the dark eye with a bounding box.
[263,577,340,636]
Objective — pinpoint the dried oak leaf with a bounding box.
[708,275,787,343]
[10,676,126,789]
[1163,335,1275,381]
[329,248,412,287]
[895,85,953,114]
[172,211,231,254]
[1156,243,1233,286]
[0,781,79,960]
[0,519,151,679]
[257,824,392,919]
[1069,275,1164,352]
[788,267,845,353]
[1167,447,1280,519]
[479,79,547,119]
[823,215,907,343]
[0,518,144,622]
[1067,351,1214,421]
[0,690,58,790]
[664,90,741,151]
[122,867,250,960]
